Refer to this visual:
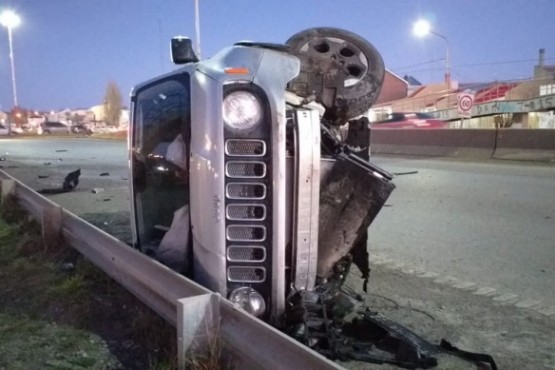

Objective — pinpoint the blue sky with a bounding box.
[0,0,553,110]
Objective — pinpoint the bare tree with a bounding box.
[103,81,123,127]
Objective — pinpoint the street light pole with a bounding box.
[0,10,21,136]
[429,30,451,87]
[193,0,201,58]
[413,19,451,88]
[7,26,18,108]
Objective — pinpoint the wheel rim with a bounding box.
[298,36,369,87]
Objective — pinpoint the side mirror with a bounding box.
[171,36,199,65]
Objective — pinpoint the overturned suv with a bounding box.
[128,28,496,369]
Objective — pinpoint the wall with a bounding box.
[370,128,555,162]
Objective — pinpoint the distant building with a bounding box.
[89,104,129,128]
[375,70,409,105]
[534,49,555,80]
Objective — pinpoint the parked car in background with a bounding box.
[0,123,23,135]
[37,121,70,135]
[371,112,447,129]
[70,124,93,135]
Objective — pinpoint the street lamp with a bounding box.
[193,0,201,58]
[0,10,21,135]
[413,19,451,87]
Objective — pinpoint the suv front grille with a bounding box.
[227,246,266,262]
[226,225,266,242]
[226,139,266,156]
[226,183,266,200]
[223,93,271,302]
[226,204,266,221]
[227,266,266,283]
[226,161,266,178]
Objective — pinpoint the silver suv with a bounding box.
[38,121,70,135]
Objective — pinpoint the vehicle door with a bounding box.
[130,74,191,257]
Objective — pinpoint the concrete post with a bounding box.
[42,204,63,250]
[177,293,221,369]
[0,179,15,203]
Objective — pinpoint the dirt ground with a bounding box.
[2,162,554,370]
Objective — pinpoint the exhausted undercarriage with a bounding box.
[281,28,497,369]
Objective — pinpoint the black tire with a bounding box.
[286,27,385,125]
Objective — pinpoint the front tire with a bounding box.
[286,27,385,125]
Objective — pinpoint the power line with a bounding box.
[393,57,555,75]
[394,67,446,75]
[457,57,555,68]
[391,58,445,71]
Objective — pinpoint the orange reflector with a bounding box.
[225,67,249,75]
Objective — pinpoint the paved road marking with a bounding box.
[536,306,555,317]
[370,258,553,320]
[451,281,477,291]
[492,293,519,302]
[434,276,459,285]
[514,299,542,309]
[473,287,497,296]
[418,272,439,279]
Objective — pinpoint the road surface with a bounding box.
[1,138,554,308]
[1,137,554,369]
[368,155,555,310]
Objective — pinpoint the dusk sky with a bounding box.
[0,0,553,111]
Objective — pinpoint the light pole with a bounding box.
[193,0,201,58]
[413,19,451,87]
[0,10,21,135]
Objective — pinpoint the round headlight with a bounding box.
[223,91,262,132]
[228,287,266,317]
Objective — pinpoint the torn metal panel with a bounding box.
[317,153,395,278]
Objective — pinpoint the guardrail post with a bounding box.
[177,293,221,370]
[42,204,63,250]
[0,179,15,203]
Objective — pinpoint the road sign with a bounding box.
[457,92,474,118]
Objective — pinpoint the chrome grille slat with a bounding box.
[226,161,266,178]
[227,266,266,283]
[227,246,266,262]
[226,204,266,221]
[225,139,266,157]
[226,183,266,200]
[227,225,266,242]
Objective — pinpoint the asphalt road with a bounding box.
[2,137,554,369]
[1,138,553,309]
[0,138,555,307]
[368,155,555,310]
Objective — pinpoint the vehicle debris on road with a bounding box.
[38,169,81,194]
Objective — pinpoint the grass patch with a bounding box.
[0,194,29,224]
[0,198,180,369]
[0,313,119,369]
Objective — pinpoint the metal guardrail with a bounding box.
[0,170,341,370]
